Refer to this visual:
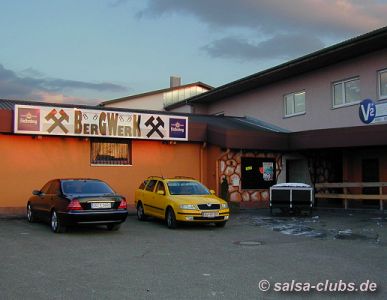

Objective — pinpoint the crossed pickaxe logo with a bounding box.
[45,109,69,133]
[145,116,164,138]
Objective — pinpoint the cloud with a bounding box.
[32,91,100,105]
[202,34,325,61]
[108,0,130,8]
[39,78,127,93]
[19,68,45,78]
[0,64,128,105]
[140,0,386,35]
[140,0,387,61]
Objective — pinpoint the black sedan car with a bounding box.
[27,179,128,233]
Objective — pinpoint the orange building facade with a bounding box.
[0,102,208,212]
[0,99,289,213]
[0,135,208,208]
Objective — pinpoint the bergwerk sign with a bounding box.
[14,105,188,141]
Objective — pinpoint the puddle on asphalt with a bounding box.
[334,229,379,242]
[250,215,381,244]
[272,224,327,238]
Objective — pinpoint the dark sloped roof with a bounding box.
[165,26,387,109]
[0,98,198,116]
[290,123,387,149]
[189,114,289,133]
[100,82,213,106]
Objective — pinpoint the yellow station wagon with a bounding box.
[134,176,230,229]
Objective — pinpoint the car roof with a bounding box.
[146,176,197,182]
[58,178,103,182]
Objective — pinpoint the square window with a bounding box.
[91,140,131,166]
[332,77,360,108]
[379,70,387,99]
[284,91,305,117]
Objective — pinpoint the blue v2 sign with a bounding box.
[359,99,376,124]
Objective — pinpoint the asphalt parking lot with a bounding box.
[0,209,386,300]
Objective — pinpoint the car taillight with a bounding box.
[118,198,127,209]
[67,199,83,211]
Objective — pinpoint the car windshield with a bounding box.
[62,180,114,195]
[167,181,210,195]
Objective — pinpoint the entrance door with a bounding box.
[362,159,379,206]
[286,159,311,185]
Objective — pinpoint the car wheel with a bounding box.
[27,203,36,223]
[107,223,121,231]
[166,207,177,229]
[215,221,227,228]
[50,210,66,233]
[136,202,147,221]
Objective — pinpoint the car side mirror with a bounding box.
[32,190,41,196]
[210,190,215,195]
[157,190,165,195]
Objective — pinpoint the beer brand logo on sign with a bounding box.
[17,108,40,131]
[169,118,186,139]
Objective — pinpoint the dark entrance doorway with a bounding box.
[286,159,311,184]
[362,158,379,206]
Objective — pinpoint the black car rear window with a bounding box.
[62,180,114,194]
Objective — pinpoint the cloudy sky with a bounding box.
[1,0,386,105]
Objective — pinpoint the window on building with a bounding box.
[284,91,305,117]
[332,77,360,107]
[378,69,387,99]
[91,140,131,166]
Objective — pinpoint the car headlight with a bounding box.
[221,203,228,209]
[180,204,197,210]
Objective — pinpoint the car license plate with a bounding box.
[202,211,219,218]
[91,202,111,209]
